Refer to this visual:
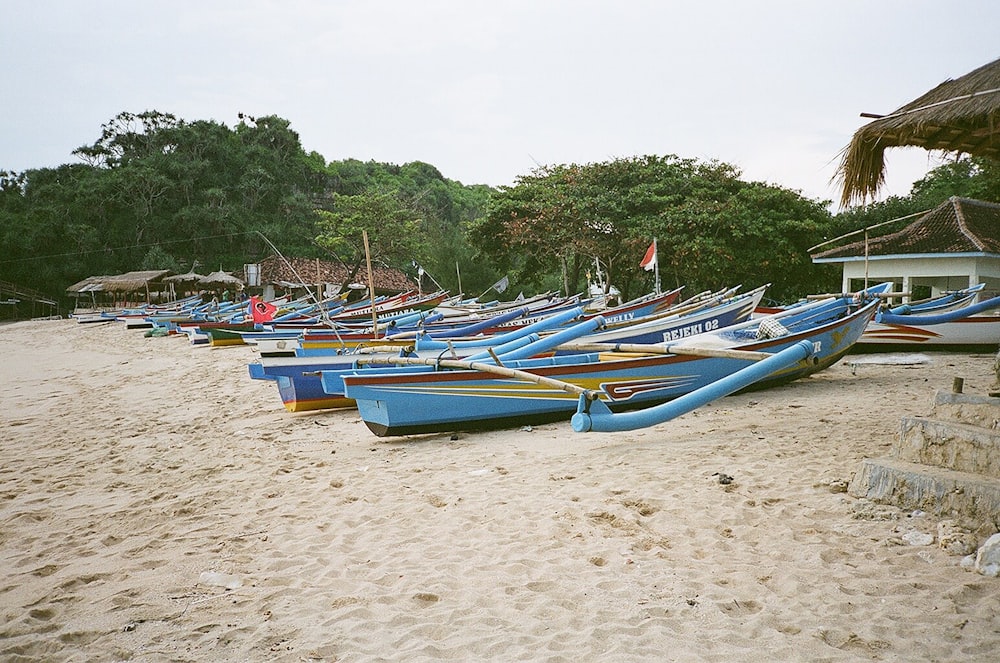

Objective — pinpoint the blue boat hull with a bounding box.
[249,358,358,411]
[342,293,882,436]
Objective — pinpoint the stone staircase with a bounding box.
[849,390,1000,536]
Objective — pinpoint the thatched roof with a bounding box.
[66,276,107,294]
[836,57,1000,207]
[162,270,205,283]
[66,270,174,293]
[257,256,415,292]
[198,270,245,289]
[811,196,1000,261]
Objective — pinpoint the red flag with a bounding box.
[249,296,278,323]
[639,240,657,271]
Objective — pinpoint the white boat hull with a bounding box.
[858,316,1000,350]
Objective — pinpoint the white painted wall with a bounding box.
[825,254,1000,300]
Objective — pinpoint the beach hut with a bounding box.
[835,56,1000,207]
[66,270,174,309]
[833,59,1000,512]
[810,196,1000,299]
[826,55,1000,299]
[65,276,108,310]
[251,256,416,300]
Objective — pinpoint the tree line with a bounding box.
[2,110,997,307]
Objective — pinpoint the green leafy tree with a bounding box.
[15,108,955,305]
[475,163,612,296]
[139,245,183,272]
[421,182,494,296]
[473,155,834,301]
[657,184,836,300]
[314,187,427,284]
[316,159,495,295]
[909,156,1000,204]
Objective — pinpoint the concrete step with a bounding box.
[896,416,1000,478]
[849,457,1000,533]
[930,391,1000,429]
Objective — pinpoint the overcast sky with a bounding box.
[3,1,998,209]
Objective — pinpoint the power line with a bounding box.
[0,231,259,265]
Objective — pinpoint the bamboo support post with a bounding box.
[486,347,505,367]
[363,230,377,338]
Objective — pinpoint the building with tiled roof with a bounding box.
[249,255,416,298]
[811,197,1000,299]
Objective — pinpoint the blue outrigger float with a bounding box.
[337,284,891,436]
[857,290,1000,351]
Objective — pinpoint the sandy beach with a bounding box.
[2,317,998,662]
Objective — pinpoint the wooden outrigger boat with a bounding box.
[335,285,890,436]
[198,290,452,347]
[856,292,1000,351]
[268,287,682,356]
[248,307,584,412]
[880,283,984,316]
[250,287,766,413]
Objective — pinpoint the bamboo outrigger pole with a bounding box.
[653,238,661,295]
[556,342,774,362]
[352,355,599,399]
[353,341,776,398]
[363,230,378,339]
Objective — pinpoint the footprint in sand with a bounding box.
[716,598,763,617]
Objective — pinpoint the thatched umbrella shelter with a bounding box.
[198,270,245,294]
[836,56,1000,207]
[163,270,205,285]
[162,270,206,300]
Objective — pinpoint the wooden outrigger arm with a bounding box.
[351,334,776,400]
[556,342,774,362]
[352,355,600,400]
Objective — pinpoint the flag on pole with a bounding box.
[248,296,278,323]
[640,240,657,272]
[492,275,510,293]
